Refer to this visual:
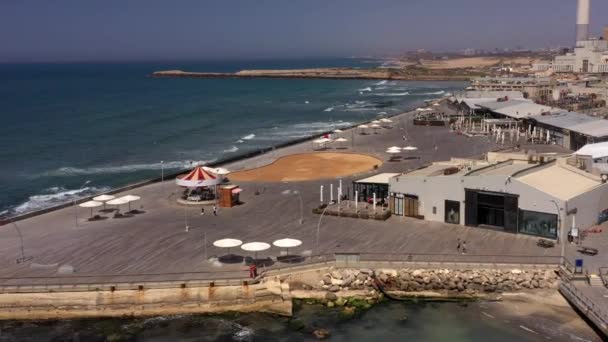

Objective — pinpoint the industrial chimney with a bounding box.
[576,0,590,43]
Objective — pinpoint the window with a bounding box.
[518,210,558,238]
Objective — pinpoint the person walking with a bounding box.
[456,238,461,253]
[462,241,467,254]
[200,207,205,216]
[249,263,257,278]
[213,205,218,216]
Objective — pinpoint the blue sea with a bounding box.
[0,59,466,215]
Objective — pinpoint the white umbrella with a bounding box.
[388,146,402,150]
[433,103,440,106]
[273,238,302,255]
[93,194,115,210]
[402,146,418,151]
[335,137,348,142]
[241,242,271,261]
[214,238,243,258]
[106,197,130,212]
[379,118,393,123]
[79,200,103,219]
[370,123,381,133]
[120,195,141,212]
[371,120,381,124]
[333,129,344,133]
[416,108,426,111]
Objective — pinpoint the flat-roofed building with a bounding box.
[389,153,608,239]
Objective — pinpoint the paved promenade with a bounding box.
[0,104,570,284]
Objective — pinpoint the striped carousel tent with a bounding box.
[175,166,221,187]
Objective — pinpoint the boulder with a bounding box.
[357,273,368,282]
[379,273,389,282]
[412,270,423,277]
[331,278,344,286]
[322,275,332,285]
[335,298,347,306]
[327,301,335,308]
[329,285,340,292]
[331,271,343,279]
[325,292,338,301]
[359,268,373,275]
[510,269,522,274]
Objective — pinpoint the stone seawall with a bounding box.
[0,280,292,320]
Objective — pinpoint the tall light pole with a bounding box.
[550,199,565,261]
[10,219,31,264]
[74,180,91,227]
[316,205,330,255]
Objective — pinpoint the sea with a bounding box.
[0,58,466,216]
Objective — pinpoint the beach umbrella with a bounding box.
[214,238,243,257]
[387,146,402,150]
[106,197,130,213]
[416,108,426,111]
[370,123,381,133]
[380,118,393,123]
[241,242,271,262]
[273,238,302,256]
[93,194,115,210]
[402,146,418,151]
[371,120,381,124]
[335,137,348,148]
[332,129,343,133]
[79,200,103,219]
[357,124,369,134]
[120,195,141,212]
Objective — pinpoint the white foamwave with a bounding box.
[233,326,254,341]
[258,121,353,140]
[223,146,239,153]
[305,100,310,104]
[324,107,334,112]
[358,87,372,92]
[241,134,255,140]
[376,92,410,96]
[47,160,212,176]
[13,186,111,214]
[375,80,388,85]
[417,90,446,95]
[236,139,245,144]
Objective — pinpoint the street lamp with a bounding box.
[315,205,330,256]
[282,189,304,225]
[9,219,32,264]
[74,180,91,227]
[550,199,565,261]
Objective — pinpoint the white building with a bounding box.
[389,153,608,240]
[553,39,608,74]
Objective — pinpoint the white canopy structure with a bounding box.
[241,242,271,260]
[79,200,103,219]
[380,118,393,123]
[213,239,243,248]
[273,238,302,248]
[403,146,418,151]
[106,197,130,212]
[93,195,115,202]
[371,120,381,124]
[576,142,608,159]
[335,137,348,142]
[119,195,141,212]
[333,129,344,133]
[204,166,231,176]
[387,146,402,150]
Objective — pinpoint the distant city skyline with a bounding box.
[1,0,608,62]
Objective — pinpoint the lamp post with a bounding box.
[550,199,565,261]
[74,180,91,227]
[9,219,31,264]
[184,205,189,232]
[316,205,330,256]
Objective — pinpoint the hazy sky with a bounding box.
[1,0,607,62]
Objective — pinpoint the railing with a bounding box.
[560,281,608,332]
[0,252,564,293]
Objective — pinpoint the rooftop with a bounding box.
[576,142,608,159]
[466,160,534,177]
[355,173,400,184]
[516,163,602,200]
[531,112,608,138]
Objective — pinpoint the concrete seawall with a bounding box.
[0,279,292,320]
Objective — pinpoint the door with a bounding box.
[403,196,419,217]
[445,200,460,224]
[465,190,478,226]
[391,196,404,216]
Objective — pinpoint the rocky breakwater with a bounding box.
[307,267,559,299]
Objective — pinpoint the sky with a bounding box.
[1,0,608,62]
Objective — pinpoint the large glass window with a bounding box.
[518,210,558,238]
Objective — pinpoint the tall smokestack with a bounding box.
[576,0,590,42]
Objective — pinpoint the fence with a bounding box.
[0,252,563,293]
[560,281,608,334]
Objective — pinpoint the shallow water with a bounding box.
[0,301,597,341]
[0,59,466,215]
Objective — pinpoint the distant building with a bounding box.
[469,77,555,101]
[553,39,608,73]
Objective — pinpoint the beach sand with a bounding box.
[229,152,382,182]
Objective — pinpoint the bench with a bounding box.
[578,246,599,256]
[537,239,555,248]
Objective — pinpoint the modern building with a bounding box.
[353,173,399,203]
[469,77,555,101]
[389,153,608,239]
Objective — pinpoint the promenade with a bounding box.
[0,103,571,285]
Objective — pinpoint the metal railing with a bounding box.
[560,281,608,332]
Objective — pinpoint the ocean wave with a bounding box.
[358,87,372,92]
[241,134,256,140]
[305,100,310,104]
[223,146,239,153]
[376,92,410,96]
[323,107,334,112]
[235,139,245,144]
[258,121,352,140]
[375,80,388,85]
[417,90,446,95]
[12,186,111,214]
[45,160,212,177]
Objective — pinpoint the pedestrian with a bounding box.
[200,207,205,216]
[213,205,218,216]
[462,241,467,254]
[249,263,257,278]
[456,238,461,252]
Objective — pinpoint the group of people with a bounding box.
[200,205,219,216]
[456,238,468,254]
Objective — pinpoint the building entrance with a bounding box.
[465,189,518,233]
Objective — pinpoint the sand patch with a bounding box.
[230,152,382,182]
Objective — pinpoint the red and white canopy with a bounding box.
[176,166,220,187]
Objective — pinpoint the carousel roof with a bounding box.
[176,166,220,187]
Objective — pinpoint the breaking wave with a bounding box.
[358,87,372,92]
[12,186,112,214]
[417,90,446,95]
[376,92,410,96]
[241,134,256,140]
[46,160,212,177]
[324,107,335,112]
[375,80,388,85]
[223,146,239,153]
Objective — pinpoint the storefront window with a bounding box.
[518,210,557,238]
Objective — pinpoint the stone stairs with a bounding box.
[588,274,604,287]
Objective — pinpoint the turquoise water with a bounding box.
[0,301,594,341]
[0,59,465,215]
